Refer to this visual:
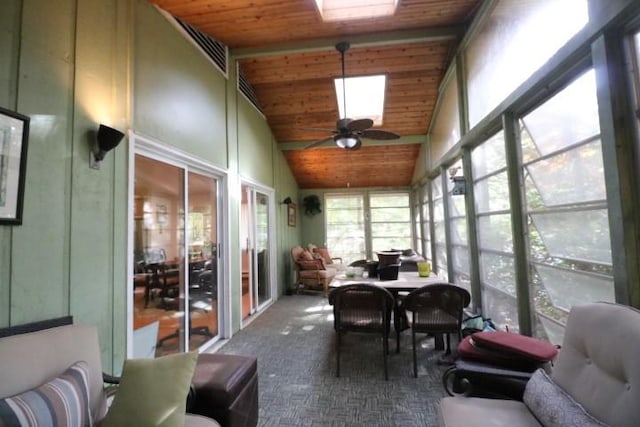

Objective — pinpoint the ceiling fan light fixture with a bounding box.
[302,41,400,151]
[335,135,359,149]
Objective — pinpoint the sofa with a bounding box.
[438,302,640,427]
[0,318,220,426]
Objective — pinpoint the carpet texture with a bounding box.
[217,294,451,426]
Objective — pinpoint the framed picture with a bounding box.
[0,107,30,225]
[287,203,296,227]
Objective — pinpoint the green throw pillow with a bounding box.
[102,351,198,427]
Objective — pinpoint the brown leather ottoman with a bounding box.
[191,353,259,427]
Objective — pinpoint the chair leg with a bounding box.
[383,331,389,381]
[445,333,451,355]
[412,329,418,378]
[336,329,341,378]
[393,303,402,354]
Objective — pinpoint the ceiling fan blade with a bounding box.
[304,136,334,149]
[299,127,337,132]
[361,129,401,140]
[347,118,374,132]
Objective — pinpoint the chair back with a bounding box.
[330,284,394,333]
[551,302,640,426]
[291,246,312,268]
[403,283,471,332]
[291,245,304,260]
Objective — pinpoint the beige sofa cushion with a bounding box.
[551,302,640,427]
[438,397,541,427]
[186,414,221,426]
[0,324,107,421]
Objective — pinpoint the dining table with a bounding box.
[329,271,447,353]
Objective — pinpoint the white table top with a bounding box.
[329,271,445,292]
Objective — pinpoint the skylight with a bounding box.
[334,75,386,126]
[315,0,399,22]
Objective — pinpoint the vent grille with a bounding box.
[238,68,264,114]
[173,16,228,77]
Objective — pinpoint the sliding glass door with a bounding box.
[130,140,225,357]
[240,183,274,323]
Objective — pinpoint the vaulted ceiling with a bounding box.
[149,0,482,188]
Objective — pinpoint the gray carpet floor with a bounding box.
[217,294,451,426]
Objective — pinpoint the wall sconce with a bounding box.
[90,124,124,169]
[281,197,293,205]
[448,166,466,195]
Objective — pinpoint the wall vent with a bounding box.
[238,67,264,116]
[157,6,229,78]
[173,16,228,77]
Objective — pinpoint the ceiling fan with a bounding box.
[305,42,400,150]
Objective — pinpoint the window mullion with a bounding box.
[504,112,533,336]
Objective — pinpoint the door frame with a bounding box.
[239,176,277,327]
[126,131,231,356]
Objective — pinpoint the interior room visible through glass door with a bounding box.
[132,153,221,357]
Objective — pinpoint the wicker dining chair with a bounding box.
[329,283,395,380]
[403,283,471,378]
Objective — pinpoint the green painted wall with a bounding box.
[70,0,130,374]
[299,189,326,249]
[274,150,301,292]
[133,2,228,166]
[0,0,22,328]
[237,97,274,186]
[0,0,299,372]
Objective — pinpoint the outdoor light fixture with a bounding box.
[334,135,360,149]
[90,124,124,169]
[281,197,293,205]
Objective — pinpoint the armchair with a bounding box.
[310,245,346,272]
[438,302,640,427]
[291,245,336,295]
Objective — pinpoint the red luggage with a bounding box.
[457,331,558,371]
[445,331,558,399]
[471,331,558,363]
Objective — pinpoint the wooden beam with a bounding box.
[278,134,427,150]
[231,26,465,59]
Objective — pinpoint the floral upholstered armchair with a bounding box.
[307,244,347,272]
[291,245,337,295]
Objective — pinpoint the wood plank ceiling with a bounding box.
[149,0,481,189]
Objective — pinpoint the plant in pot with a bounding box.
[303,195,322,216]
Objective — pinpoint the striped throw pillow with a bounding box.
[0,360,92,427]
